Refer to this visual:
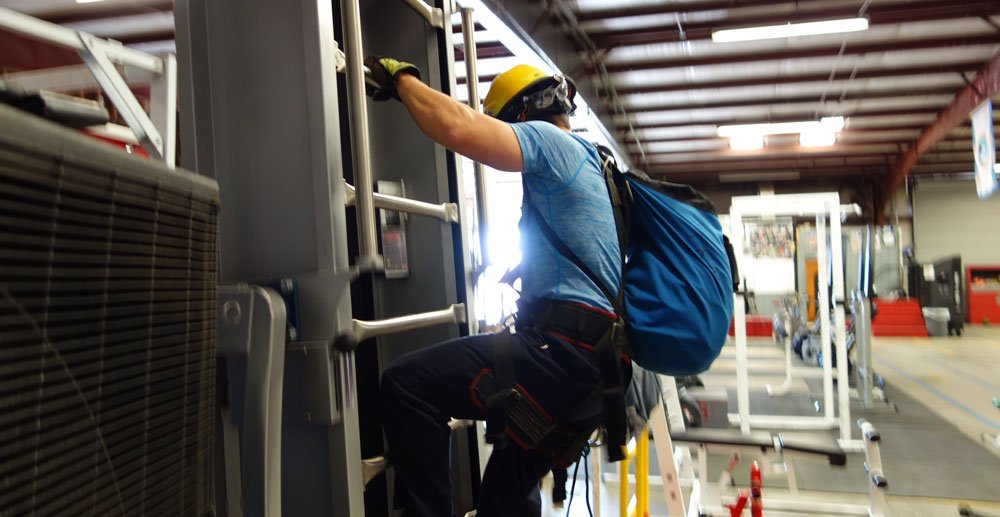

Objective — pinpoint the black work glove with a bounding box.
[364,56,421,101]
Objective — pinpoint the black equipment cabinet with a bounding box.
[908,255,965,335]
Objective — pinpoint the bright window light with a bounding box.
[729,134,764,151]
[800,130,837,147]
[712,18,869,43]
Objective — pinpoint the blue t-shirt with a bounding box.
[510,121,622,313]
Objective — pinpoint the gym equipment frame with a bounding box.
[729,193,865,452]
[592,377,890,516]
[176,0,485,514]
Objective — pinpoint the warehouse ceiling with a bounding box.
[3,0,1000,210]
[523,0,1000,206]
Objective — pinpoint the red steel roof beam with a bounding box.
[877,52,1000,222]
[0,32,80,72]
[35,1,173,25]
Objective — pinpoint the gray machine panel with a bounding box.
[175,0,362,515]
[177,0,476,515]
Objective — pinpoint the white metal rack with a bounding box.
[729,193,865,452]
[0,6,177,166]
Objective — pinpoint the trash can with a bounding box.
[922,307,951,337]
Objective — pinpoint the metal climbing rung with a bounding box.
[362,456,389,486]
[402,0,445,28]
[361,419,472,487]
[352,303,466,342]
[343,179,459,223]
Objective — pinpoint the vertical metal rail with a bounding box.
[460,7,491,268]
[817,211,835,424]
[855,292,875,407]
[342,0,382,271]
[731,209,751,435]
[829,202,853,444]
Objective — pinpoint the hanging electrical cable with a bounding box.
[546,0,650,169]
[818,0,873,118]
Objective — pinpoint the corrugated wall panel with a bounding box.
[913,180,1000,265]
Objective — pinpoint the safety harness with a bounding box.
[481,147,633,465]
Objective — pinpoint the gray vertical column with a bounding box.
[175,0,363,515]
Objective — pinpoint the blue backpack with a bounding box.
[530,146,737,376]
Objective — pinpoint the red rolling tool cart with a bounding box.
[966,266,1000,324]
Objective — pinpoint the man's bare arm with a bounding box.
[395,74,523,172]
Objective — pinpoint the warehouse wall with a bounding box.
[913,180,1000,266]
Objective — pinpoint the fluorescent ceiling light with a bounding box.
[718,116,844,137]
[800,130,837,147]
[719,171,800,183]
[76,0,106,3]
[729,134,764,151]
[712,18,869,43]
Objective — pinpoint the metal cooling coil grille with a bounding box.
[0,106,220,517]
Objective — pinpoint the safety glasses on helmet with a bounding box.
[522,75,575,115]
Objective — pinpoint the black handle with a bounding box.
[334,332,359,353]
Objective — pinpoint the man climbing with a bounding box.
[366,57,628,517]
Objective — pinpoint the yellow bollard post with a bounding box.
[620,437,637,517]
[637,428,649,516]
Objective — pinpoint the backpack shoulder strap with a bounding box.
[594,145,629,268]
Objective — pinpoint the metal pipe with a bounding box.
[79,33,164,160]
[0,7,162,72]
[461,7,492,268]
[344,180,459,223]
[342,0,382,271]
[352,303,466,342]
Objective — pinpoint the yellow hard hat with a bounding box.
[483,64,576,123]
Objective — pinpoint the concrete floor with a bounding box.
[538,325,1000,517]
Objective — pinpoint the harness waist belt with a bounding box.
[516,299,618,347]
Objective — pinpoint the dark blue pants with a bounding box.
[380,330,603,517]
